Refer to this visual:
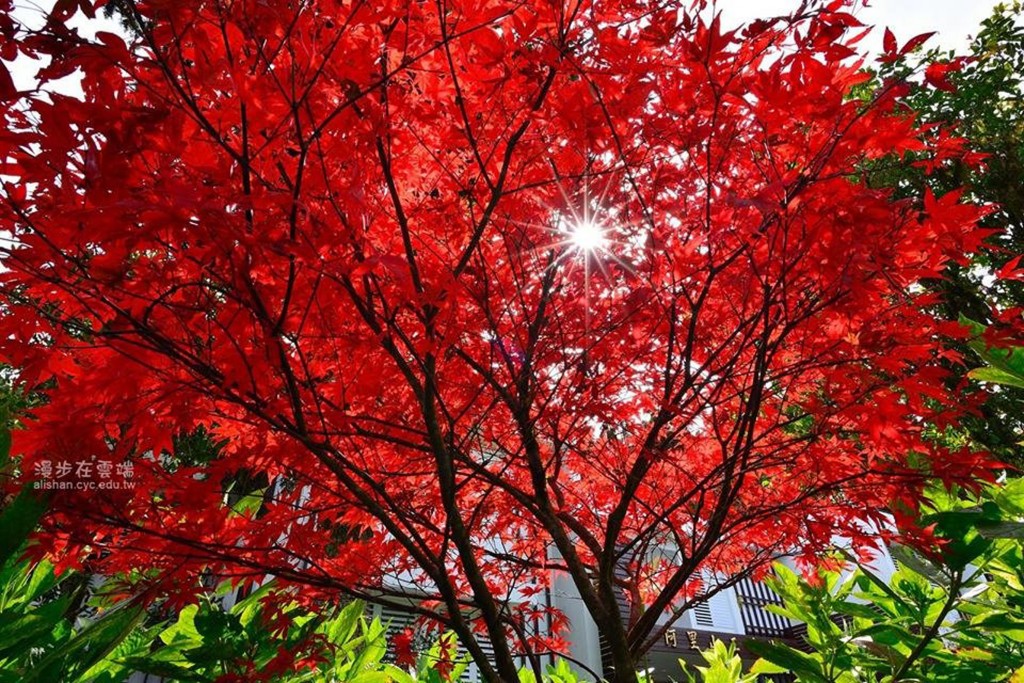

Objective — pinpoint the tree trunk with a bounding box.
[596,611,641,683]
[603,647,641,683]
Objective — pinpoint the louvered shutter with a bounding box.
[373,602,423,665]
[460,635,496,682]
[373,601,504,682]
[685,575,744,634]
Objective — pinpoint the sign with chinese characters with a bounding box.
[661,627,741,653]
[32,456,137,491]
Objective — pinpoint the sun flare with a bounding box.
[569,219,608,252]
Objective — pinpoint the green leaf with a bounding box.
[970,612,1024,632]
[968,367,1024,389]
[518,668,538,683]
[995,479,1024,517]
[228,485,267,518]
[193,600,241,639]
[888,544,948,585]
[850,561,915,614]
[0,489,47,565]
[854,623,916,647]
[80,621,166,683]
[749,658,789,675]
[119,656,204,681]
[324,599,363,646]
[23,601,146,683]
[351,672,411,683]
[961,318,1024,369]
[745,640,828,682]
[833,601,889,621]
[23,560,58,603]
[379,664,417,683]
[160,604,202,645]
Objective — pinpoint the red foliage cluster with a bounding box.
[0,0,995,676]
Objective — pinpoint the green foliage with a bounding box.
[749,480,1024,682]
[745,565,858,683]
[409,632,472,683]
[542,658,582,683]
[868,2,1024,465]
[518,657,628,683]
[125,586,615,683]
[0,429,150,683]
[124,586,417,683]
[679,639,759,683]
[963,316,1024,392]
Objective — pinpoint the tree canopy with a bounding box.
[0,0,1003,680]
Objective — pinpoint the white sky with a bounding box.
[720,0,1001,53]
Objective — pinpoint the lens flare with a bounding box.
[569,219,608,252]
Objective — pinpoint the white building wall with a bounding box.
[549,570,604,680]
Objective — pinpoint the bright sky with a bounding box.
[721,0,1001,53]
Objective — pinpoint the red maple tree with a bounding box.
[0,0,995,680]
